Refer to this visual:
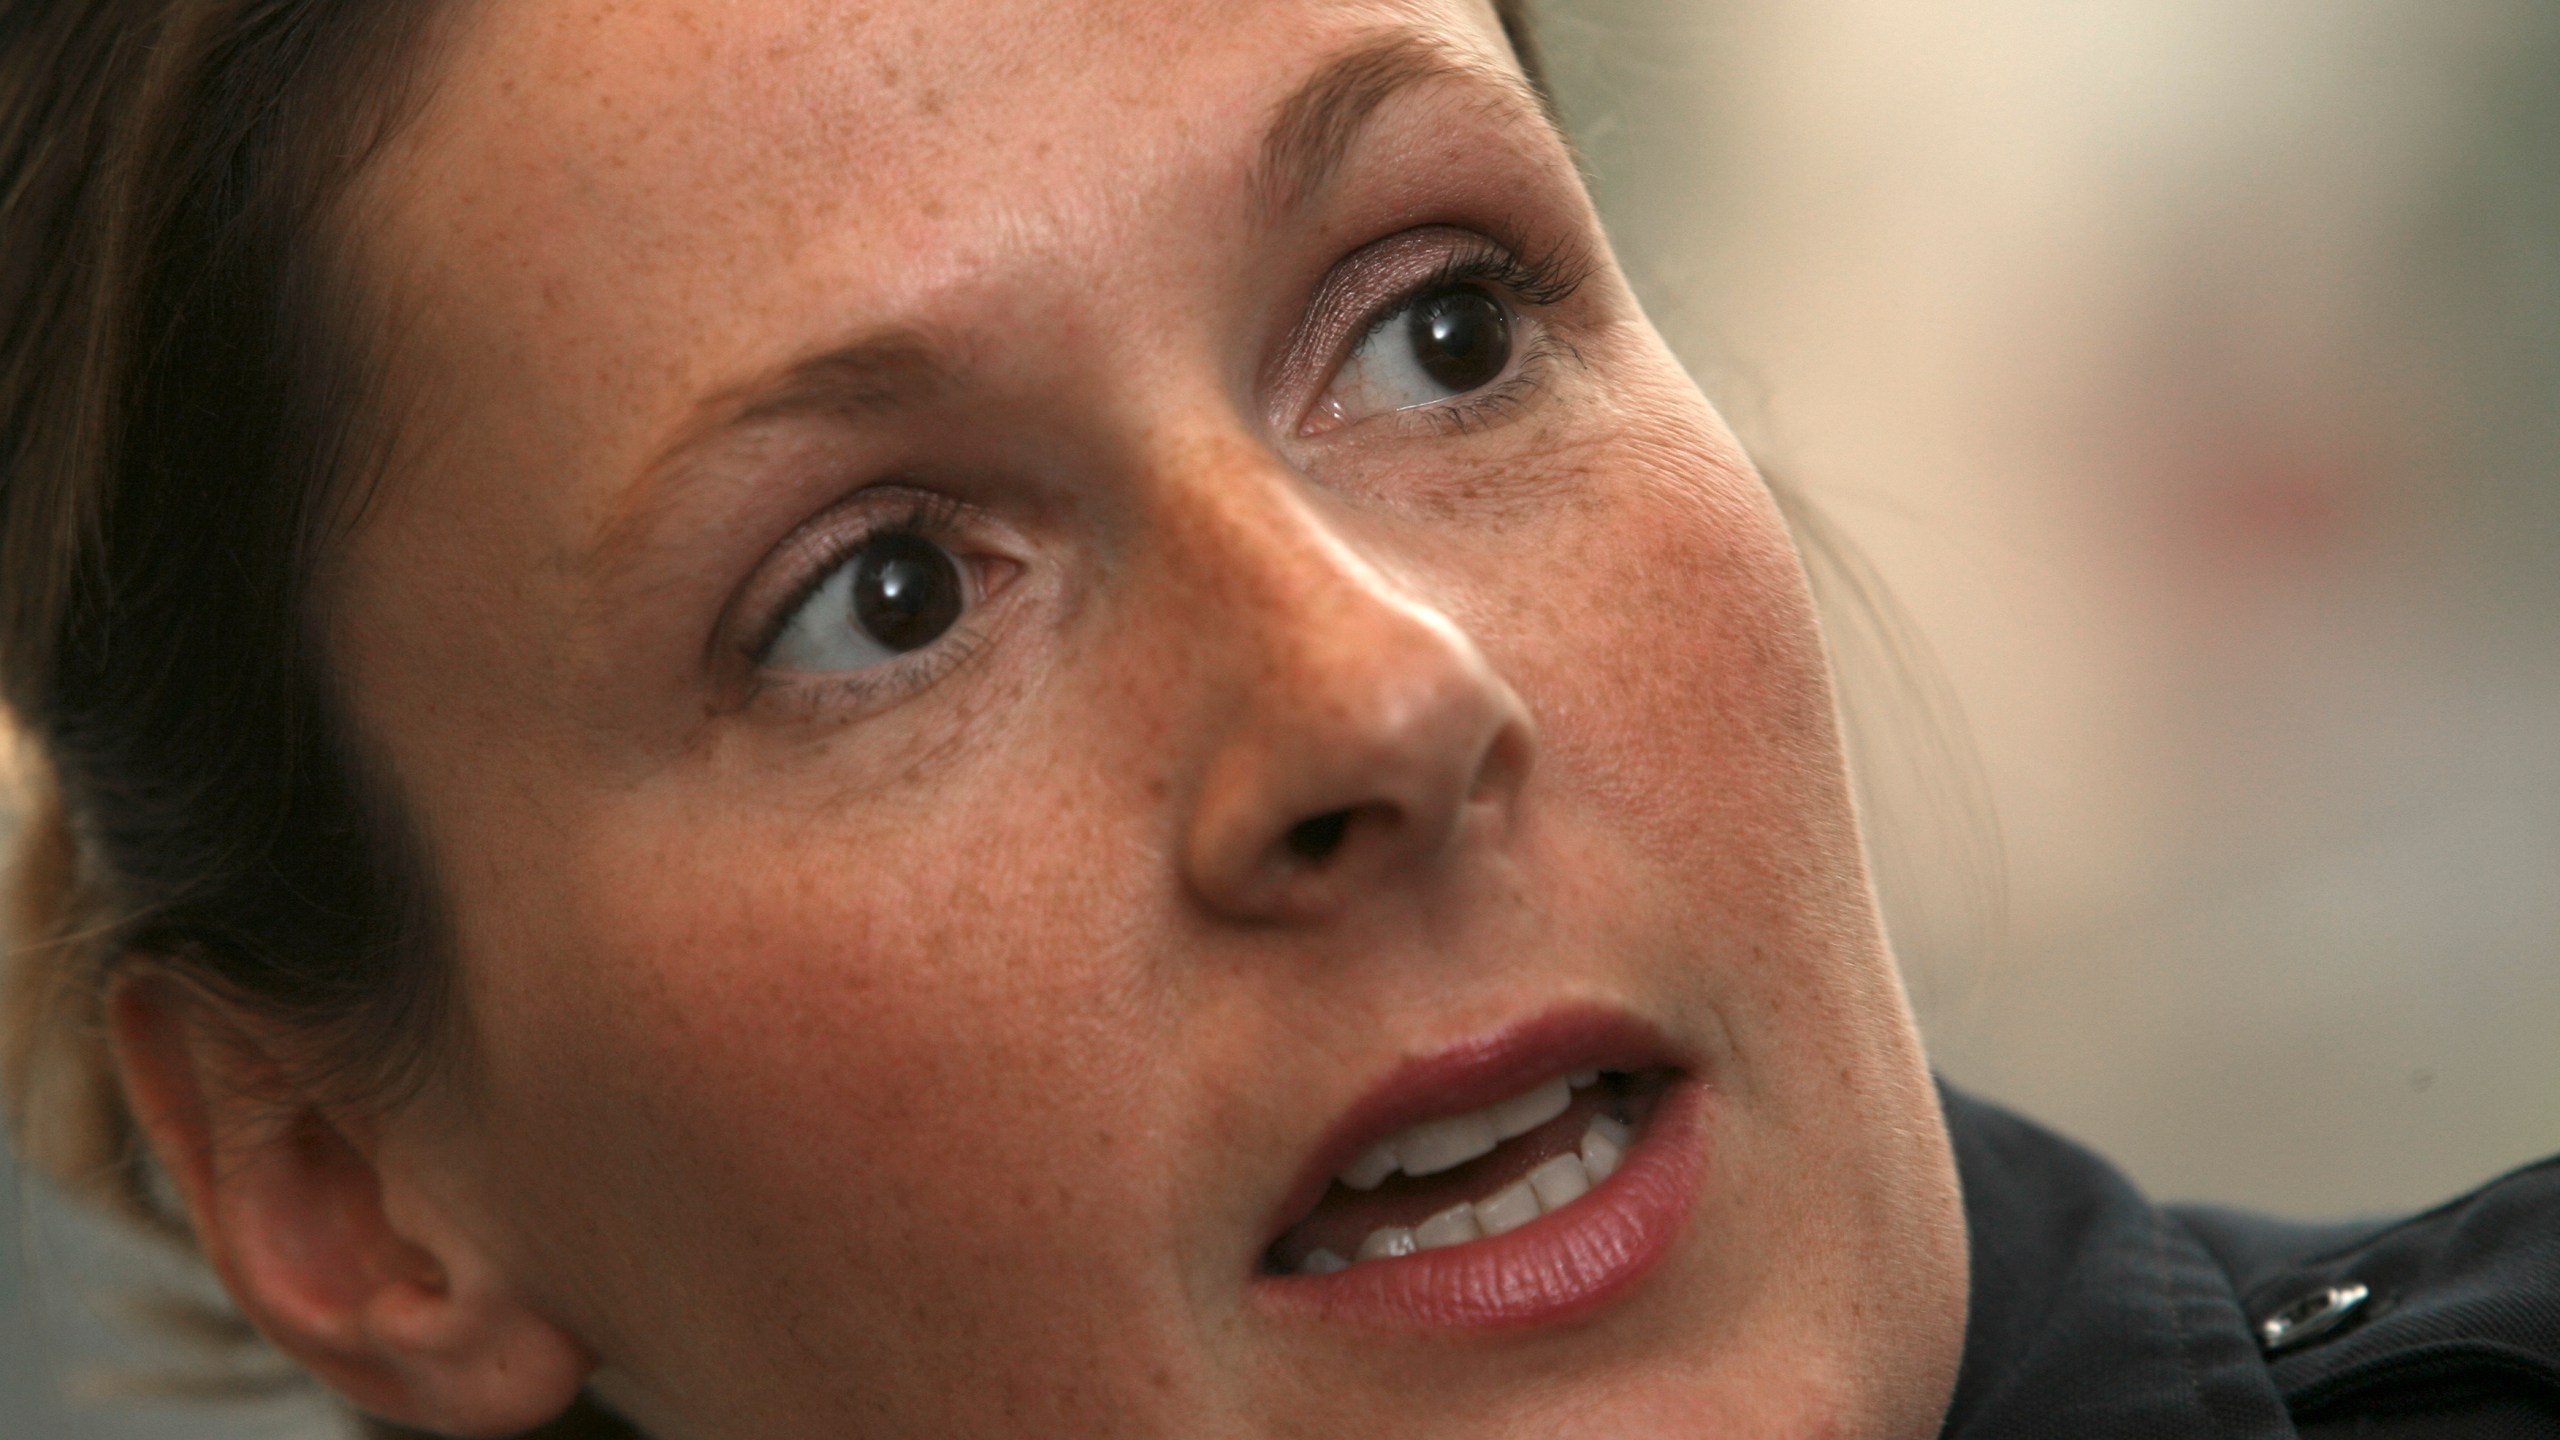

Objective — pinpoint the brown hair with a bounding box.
[0,2,1546,1436]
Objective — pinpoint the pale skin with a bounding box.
[108,1,1970,1436]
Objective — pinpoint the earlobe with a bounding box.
[107,972,592,1437]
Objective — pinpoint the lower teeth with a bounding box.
[1297,1111,1632,1275]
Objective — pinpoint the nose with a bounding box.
[1173,491,1538,924]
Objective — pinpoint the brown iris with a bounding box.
[849,532,963,653]
[1406,285,1511,394]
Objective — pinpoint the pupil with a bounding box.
[1408,287,1510,394]
[850,532,963,653]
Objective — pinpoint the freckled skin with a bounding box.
[331,1,1967,1437]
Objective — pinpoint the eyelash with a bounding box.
[1337,236,1589,435]
[742,490,987,712]
[1432,237,1589,310]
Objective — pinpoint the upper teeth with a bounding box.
[1335,1070,1605,1191]
[1300,1111,1633,1275]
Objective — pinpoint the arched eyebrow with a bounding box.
[1250,29,1554,223]
[654,32,1544,459]
[585,332,952,584]
[593,30,1551,584]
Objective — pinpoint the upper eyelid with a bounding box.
[1346,253,1545,359]
[1404,239,1588,311]
[1270,231,1462,392]
[1360,232,1588,321]
[1281,229,1587,409]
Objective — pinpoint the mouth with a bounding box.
[1252,1009,1708,1330]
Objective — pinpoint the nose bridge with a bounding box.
[1161,437,1436,693]
[1138,425,1472,741]
[1141,427,1538,923]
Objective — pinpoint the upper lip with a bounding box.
[1256,1003,1688,1254]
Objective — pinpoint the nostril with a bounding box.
[1283,808,1356,864]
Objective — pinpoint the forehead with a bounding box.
[365,0,1516,432]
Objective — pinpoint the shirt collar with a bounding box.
[1938,1084,2299,1439]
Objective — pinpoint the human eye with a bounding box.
[1304,236,1585,436]
[747,491,995,701]
[766,528,965,673]
[1322,281,1514,422]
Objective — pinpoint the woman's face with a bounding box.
[331,0,1967,1435]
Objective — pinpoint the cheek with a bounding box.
[1499,387,1859,918]
[447,761,1196,1383]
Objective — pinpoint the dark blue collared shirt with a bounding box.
[1940,1087,2560,1438]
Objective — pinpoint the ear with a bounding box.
[107,970,593,1437]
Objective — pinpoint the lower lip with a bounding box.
[1250,1075,1710,1331]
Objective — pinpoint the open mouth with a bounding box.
[1251,1009,1709,1330]
[1263,1068,1668,1274]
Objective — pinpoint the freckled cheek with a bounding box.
[1636,514,1831,754]
[481,799,1177,1291]
[1508,465,1839,826]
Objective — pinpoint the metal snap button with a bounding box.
[2257,1281,2371,1355]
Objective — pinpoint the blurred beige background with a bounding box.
[7,2,2559,1434]
[1542,0,2560,1219]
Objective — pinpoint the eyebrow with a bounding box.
[653,331,952,457]
[593,30,1547,579]
[587,334,950,581]
[1250,30,1552,222]
[705,32,1542,436]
